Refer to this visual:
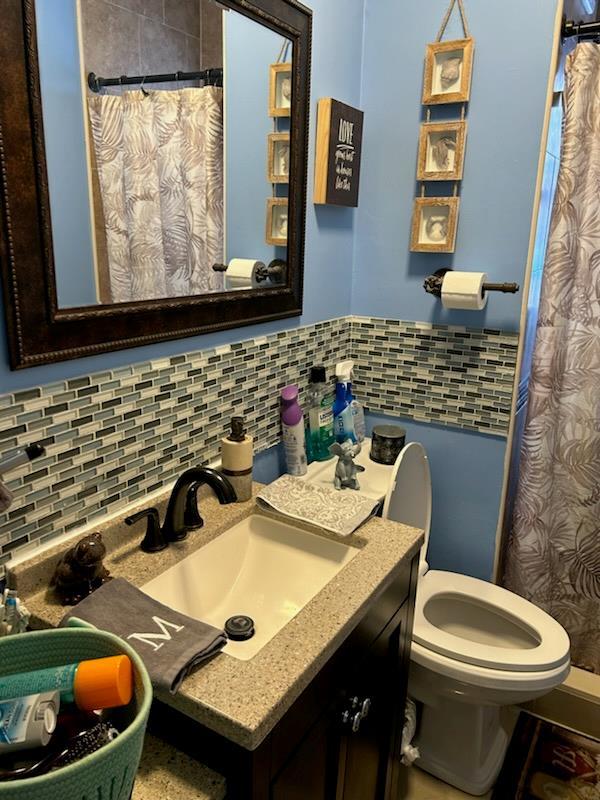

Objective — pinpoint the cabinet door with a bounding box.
[337,603,409,800]
[271,709,341,800]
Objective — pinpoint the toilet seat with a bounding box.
[410,640,571,693]
[413,570,571,673]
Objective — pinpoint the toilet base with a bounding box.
[411,696,517,796]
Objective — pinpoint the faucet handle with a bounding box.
[184,482,204,530]
[125,508,167,553]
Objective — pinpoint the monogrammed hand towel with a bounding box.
[61,578,227,693]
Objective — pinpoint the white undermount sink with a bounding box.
[141,514,359,660]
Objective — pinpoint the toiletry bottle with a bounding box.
[0,655,132,712]
[307,366,335,461]
[333,361,356,443]
[0,691,59,754]
[221,416,253,502]
[0,589,29,636]
[281,385,308,476]
[0,711,119,779]
[3,592,18,636]
[347,365,366,443]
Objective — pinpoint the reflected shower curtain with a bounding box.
[88,87,224,302]
[504,44,600,674]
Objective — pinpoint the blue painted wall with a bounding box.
[35,0,98,308]
[224,12,289,265]
[352,0,558,332]
[0,0,364,393]
[366,414,506,580]
[348,0,557,579]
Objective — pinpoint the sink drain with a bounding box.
[224,615,255,641]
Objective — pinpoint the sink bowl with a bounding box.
[141,514,358,660]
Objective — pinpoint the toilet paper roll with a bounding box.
[225,259,265,291]
[441,271,488,311]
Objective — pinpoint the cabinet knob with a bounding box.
[360,698,371,719]
[342,697,371,731]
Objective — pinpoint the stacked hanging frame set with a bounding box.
[410,0,474,254]
[266,42,292,246]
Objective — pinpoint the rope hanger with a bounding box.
[436,0,471,41]
[276,38,291,64]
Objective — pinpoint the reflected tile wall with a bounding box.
[80,0,222,87]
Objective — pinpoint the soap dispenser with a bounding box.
[221,417,253,502]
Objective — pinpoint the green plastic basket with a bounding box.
[0,619,153,800]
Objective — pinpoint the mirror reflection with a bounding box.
[34,0,292,307]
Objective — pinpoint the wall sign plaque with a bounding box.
[314,98,363,207]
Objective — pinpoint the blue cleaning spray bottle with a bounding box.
[333,361,356,443]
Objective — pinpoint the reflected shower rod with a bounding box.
[87,68,223,93]
[562,17,600,39]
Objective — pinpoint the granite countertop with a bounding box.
[9,482,423,751]
[133,733,226,800]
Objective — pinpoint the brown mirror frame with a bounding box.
[0,0,311,369]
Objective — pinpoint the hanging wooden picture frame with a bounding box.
[423,38,474,105]
[410,197,460,253]
[417,120,467,181]
[269,62,292,117]
[266,198,289,245]
[267,133,290,183]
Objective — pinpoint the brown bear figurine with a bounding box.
[51,531,111,605]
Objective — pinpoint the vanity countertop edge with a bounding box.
[9,482,424,751]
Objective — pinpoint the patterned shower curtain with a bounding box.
[88,86,224,302]
[503,44,600,675]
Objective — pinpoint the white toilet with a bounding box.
[383,442,571,796]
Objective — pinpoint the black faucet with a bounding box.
[126,467,237,552]
[163,466,237,541]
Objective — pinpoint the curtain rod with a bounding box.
[87,68,223,93]
[562,17,600,39]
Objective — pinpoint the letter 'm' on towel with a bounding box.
[61,577,227,693]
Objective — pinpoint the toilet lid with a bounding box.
[382,442,431,573]
[413,570,571,672]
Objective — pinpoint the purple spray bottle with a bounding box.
[281,385,308,476]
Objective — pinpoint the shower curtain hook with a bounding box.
[140,75,149,97]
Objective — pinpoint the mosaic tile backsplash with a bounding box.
[351,317,519,436]
[0,315,518,573]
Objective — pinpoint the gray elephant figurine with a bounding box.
[329,440,366,491]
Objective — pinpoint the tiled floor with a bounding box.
[401,766,492,799]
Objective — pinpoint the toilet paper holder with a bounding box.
[424,268,519,299]
[212,258,287,285]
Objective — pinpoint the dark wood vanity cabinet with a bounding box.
[151,555,419,800]
[271,597,413,800]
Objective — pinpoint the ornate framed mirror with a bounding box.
[0,0,311,368]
